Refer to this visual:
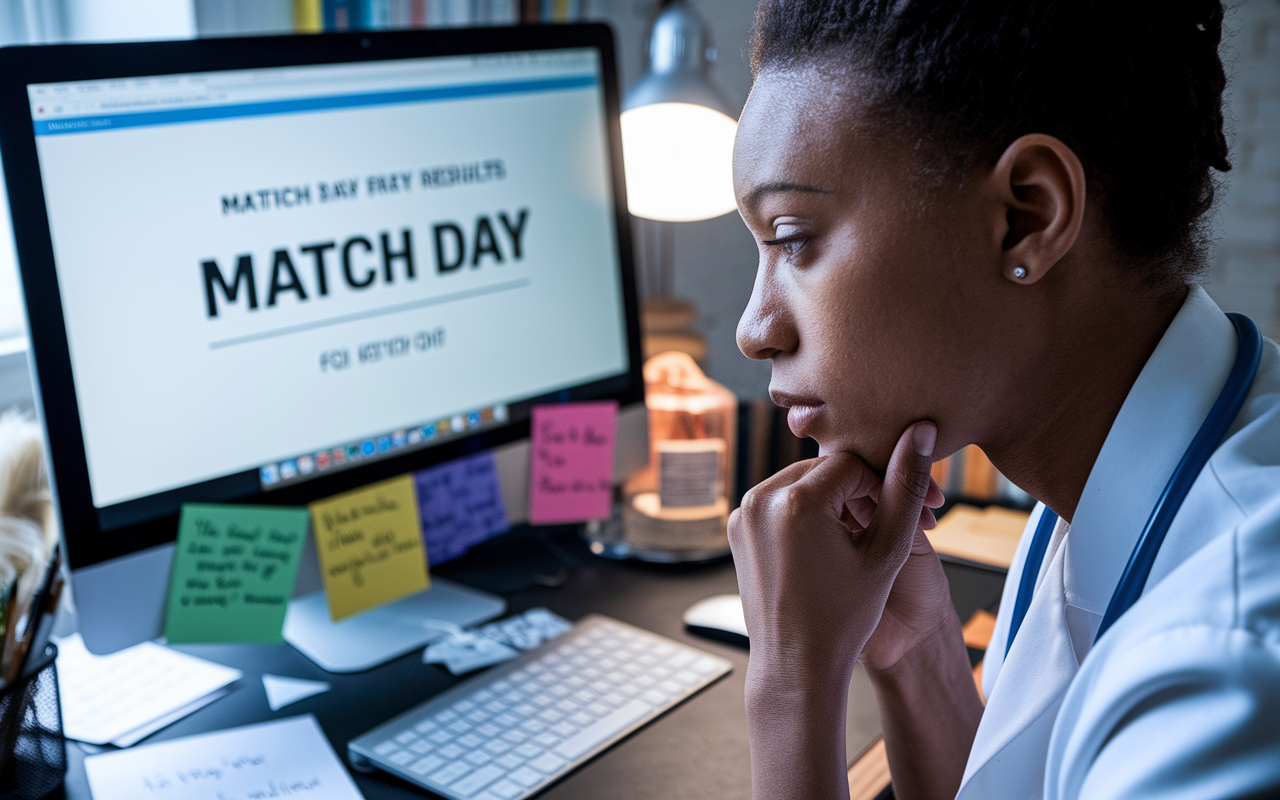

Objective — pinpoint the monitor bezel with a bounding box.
[0,25,644,571]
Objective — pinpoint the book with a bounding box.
[323,0,364,30]
[293,0,323,32]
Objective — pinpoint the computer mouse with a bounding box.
[683,593,748,648]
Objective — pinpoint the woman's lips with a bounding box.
[786,404,823,439]
[773,391,824,439]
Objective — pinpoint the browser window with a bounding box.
[28,48,629,512]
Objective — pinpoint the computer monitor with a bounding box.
[0,25,646,660]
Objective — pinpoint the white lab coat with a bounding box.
[956,287,1280,799]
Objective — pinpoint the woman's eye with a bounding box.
[762,222,807,260]
[761,234,807,260]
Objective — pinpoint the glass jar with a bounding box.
[597,351,736,562]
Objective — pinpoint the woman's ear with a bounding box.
[987,134,1086,284]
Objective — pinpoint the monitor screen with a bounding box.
[18,38,633,534]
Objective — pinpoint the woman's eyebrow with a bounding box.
[741,181,835,211]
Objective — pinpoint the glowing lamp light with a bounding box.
[622,1,737,223]
[621,102,737,222]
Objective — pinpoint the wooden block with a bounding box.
[926,504,1030,569]
[847,737,891,800]
[962,609,997,650]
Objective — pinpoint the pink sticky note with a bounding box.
[529,401,618,524]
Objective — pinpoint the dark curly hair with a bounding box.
[751,0,1232,288]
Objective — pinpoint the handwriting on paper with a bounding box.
[83,715,365,800]
[529,400,618,524]
[163,504,309,644]
[308,474,429,621]
[416,451,509,565]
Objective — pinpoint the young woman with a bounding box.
[727,2,1280,798]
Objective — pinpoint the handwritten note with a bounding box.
[83,714,365,800]
[309,474,429,622]
[529,401,618,524]
[163,504,309,644]
[415,452,509,565]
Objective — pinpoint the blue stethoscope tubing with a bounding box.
[1006,312,1264,656]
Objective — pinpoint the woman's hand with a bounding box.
[729,421,943,800]
[729,421,942,683]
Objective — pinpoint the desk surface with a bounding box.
[56,528,1004,800]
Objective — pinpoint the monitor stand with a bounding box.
[283,579,506,673]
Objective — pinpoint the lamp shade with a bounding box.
[622,2,738,223]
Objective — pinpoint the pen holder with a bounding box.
[0,645,65,800]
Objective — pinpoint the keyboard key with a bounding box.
[452,765,504,797]
[495,753,524,770]
[569,712,594,727]
[389,751,415,766]
[476,723,502,737]
[538,709,564,724]
[409,740,435,755]
[373,741,399,756]
[435,710,459,724]
[672,670,700,686]
[468,710,491,723]
[458,734,483,749]
[465,750,493,766]
[484,739,512,755]
[414,720,438,734]
[428,762,472,787]
[489,778,524,799]
[556,700,578,714]
[691,657,721,674]
[410,755,444,776]
[658,681,684,696]
[528,752,567,774]
[550,722,577,737]
[438,744,465,760]
[508,766,544,788]
[515,743,542,758]
[513,704,537,717]
[450,721,473,734]
[641,690,667,706]
[555,700,650,760]
[666,651,696,669]
[502,730,528,744]
[520,719,546,733]
[396,731,418,745]
[491,680,512,693]
[550,684,572,697]
[485,701,508,714]
[429,731,452,745]
[454,700,477,713]
[587,702,611,717]
[495,714,521,727]
[533,732,561,748]
[474,689,495,703]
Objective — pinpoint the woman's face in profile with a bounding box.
[734,67,1015,469]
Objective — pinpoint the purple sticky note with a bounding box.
[529,401,618,524]
[415,452,509,565]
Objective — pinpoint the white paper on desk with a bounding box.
[83,715,365,800]
[54,633,241,746]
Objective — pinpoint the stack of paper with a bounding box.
[55,633,241,747]
[925,504,1031,569]
[83,714,365,800]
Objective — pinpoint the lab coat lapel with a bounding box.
[957,543,1077,800]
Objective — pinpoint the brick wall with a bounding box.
[1204,0,1280,339]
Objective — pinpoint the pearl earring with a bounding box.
[1013,267,1027,279]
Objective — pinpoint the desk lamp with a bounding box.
[620,0,737,364]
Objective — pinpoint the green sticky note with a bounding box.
[163,504,309,644]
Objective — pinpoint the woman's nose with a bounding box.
[737,268,796,361]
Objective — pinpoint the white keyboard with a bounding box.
[348,614,733,800]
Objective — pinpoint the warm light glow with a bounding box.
[620,102,738,222]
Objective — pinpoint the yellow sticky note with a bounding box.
[309,474,430,621]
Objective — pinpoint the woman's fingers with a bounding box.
[862,422,937,565]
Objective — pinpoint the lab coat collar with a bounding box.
[957,287,1237,798]
[1061,286,1235,635]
